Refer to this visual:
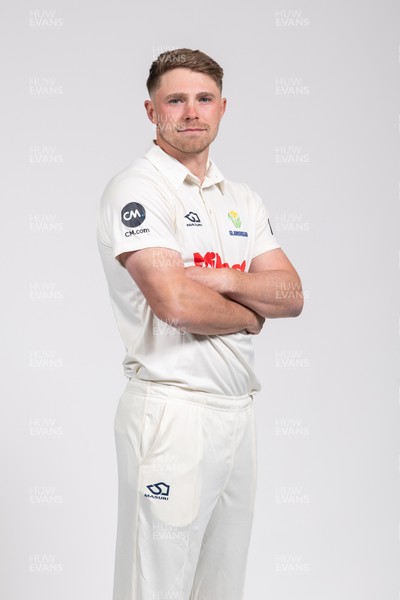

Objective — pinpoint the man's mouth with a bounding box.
[177,128,207,132]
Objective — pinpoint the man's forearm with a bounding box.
[185,266,303,318]
[224,269,303,318]
[121,248,263,337]
[159,277,263,336]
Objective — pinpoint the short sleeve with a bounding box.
[97,172,181,259]
[251,190,281,259]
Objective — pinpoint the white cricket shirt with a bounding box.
[97,142,280,396]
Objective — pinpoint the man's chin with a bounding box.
[178,142,210,154]
[164,136,211,155]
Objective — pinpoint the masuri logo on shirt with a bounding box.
[185,212,202,226]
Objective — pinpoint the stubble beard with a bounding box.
[157,124,219,155]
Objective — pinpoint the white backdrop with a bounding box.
[1,0,400,598]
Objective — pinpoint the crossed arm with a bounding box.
[118,246,303,336]
[185,248,303,319]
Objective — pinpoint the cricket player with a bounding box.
[97,48,303,600]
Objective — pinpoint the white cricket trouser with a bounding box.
[113,377,257,600]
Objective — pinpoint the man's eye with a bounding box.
[199,97,212,102]
[168,98,182,104]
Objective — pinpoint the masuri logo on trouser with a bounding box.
[144,481,170,500]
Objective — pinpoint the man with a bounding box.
[97,48,303,600]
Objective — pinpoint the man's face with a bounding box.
[145,68,226,155]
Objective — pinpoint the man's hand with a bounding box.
[185,266,265,334]
[246,312,265,335]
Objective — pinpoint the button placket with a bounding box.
[199,185,225,260]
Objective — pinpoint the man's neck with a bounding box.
[154,137,209,184]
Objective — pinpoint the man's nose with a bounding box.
[183,101,199,120]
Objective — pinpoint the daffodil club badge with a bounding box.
[228,210,241,229]
[228,210,248,237]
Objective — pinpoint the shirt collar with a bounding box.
[143,141,225,193]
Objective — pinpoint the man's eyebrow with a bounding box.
[196,92,216,98]
[164,92,217,100]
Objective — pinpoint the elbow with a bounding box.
[154,304,182,330]
[152,295,190,331]
[287,276,304,317]
[273,273,304,318]
[288,293,304,317]
[275,284,304,318]
[151,278,196,331]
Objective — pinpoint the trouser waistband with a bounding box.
[125,378,253,411]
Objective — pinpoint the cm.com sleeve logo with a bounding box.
[121,202,150,237]
[121,202,146,227]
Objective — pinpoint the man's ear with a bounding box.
[144,99,157,124]
[220,97,227,121]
